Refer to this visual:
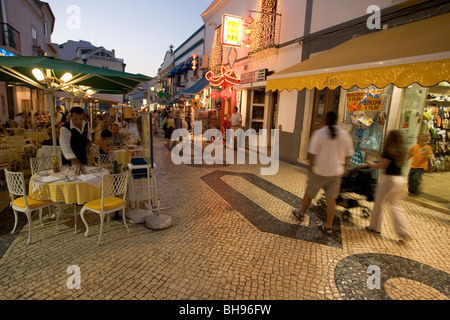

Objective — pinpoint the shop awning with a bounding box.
[266,12,450,92]
[180,76,210,96]
[167,57,194,78]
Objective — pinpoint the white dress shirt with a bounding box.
[59,120,91,160]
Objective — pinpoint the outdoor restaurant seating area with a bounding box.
[0,124,154,246]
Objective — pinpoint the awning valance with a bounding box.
[266,12,450,92]
[180,77,210,96]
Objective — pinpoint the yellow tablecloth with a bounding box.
[9,148,19,161]
[110,150,133,165]
[27,131,50,143]
[29,169,109,205]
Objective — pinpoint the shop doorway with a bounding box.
[310,88,341,134]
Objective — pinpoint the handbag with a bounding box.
[348,142,364,167]
[360,118,382,151]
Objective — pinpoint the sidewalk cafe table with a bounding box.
[29,167,109,233]
[109,144,139,165]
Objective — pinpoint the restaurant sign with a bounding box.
[240,69,268,84]
[222,14,243,47]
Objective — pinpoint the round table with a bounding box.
[29,168,109,205]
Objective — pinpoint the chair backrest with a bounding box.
[4,169,26,197]
[30,156,61,175]
[101,171,129,206]
[0,144,11,150]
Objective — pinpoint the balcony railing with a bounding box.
[0,23,21,54]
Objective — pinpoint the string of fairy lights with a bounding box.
[208,0,281,74]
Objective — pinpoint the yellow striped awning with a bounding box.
[266,12,450,92]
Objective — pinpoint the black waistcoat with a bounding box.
[62,122,88,165]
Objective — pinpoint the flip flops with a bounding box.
[291,209,305,221]
[318,225,333,235]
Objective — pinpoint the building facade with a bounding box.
[0,0,59,124]
[195,0,450,174]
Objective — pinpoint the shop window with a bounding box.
[253,88,266,104]
[252,106,265,120]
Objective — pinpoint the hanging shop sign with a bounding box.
[347,90,383,112]
[222,14,243,47]
[240,69,268,84]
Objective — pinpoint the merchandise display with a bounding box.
[424,93,450,172]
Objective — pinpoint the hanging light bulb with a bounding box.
[245,28,252,35]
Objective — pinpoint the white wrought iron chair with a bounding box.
[4,169,61,244]
[99,153,114,172]
[91,144,113,170]
[80,171,130,245]
[30,156,62,175]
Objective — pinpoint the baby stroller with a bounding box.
[317,164,377,220]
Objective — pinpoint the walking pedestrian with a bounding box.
[366,130,412,240]
[292,111,354,235]
[230,107,242,150]
[406,133,433,196]
[163,111,175,150]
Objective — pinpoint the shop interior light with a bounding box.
[60,72,73,83]
[32,68,45,82]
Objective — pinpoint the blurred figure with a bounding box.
[292,111,354,235]
[406,134,433,196]
[162,111,175,150]
[111,123,123,146]
[366,130,412,240]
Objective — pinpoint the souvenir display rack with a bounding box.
[424,93,450,172]
[342,85,393,165]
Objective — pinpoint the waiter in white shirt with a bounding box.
[59,107,91,172]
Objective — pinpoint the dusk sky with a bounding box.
[46,0,210,77]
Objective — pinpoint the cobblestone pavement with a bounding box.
[0,136,448,302]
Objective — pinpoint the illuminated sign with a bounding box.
[0,47,16,56]
[222,14,243,47]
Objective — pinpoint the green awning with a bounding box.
[0,55,152,93]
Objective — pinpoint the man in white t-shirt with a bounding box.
[292,111,354,235]
[230,107,243,150]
